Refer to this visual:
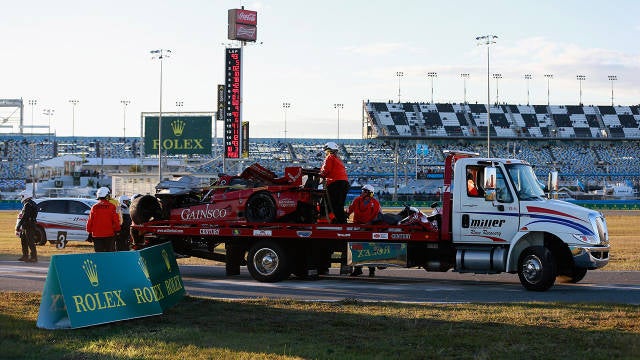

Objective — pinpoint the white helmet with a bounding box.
[19,190,32,202]
[323,141,339,152]
[118,195,131,203]
[96,187,110,199]
[362,184,375,194]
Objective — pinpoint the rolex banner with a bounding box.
[36,242,185,329]
[144,115,212,155]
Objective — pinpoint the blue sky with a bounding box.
[2,0,639,139]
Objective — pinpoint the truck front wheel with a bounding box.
[247,241,289,282]
[517,246,557,291]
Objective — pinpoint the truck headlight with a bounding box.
[572,233,600,245]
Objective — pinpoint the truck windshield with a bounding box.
[505,164,545,200]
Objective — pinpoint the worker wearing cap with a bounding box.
[346,184,382,225]
[15,191,38,262]
[346,184,381,277]
[86,187,120,252]
[319,141,350,224]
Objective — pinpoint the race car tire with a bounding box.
[247,241,290,282]
[35,226,47,246]
[245,192,277,223]
[130,195,163,225]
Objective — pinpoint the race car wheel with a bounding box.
[517,246,557,291]
[245,192,276,223]
[130,195,163,224]
[35,226,47,246]
[247,241,290,282]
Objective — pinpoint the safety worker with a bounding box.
[86,187,120,252]
[15,190,38,262]
[347,184,382,225]
[319,141,349,224]
[346,184,381,277]
[116,195,132,251]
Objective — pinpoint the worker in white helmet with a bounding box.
[319,141,349,224]
[86,187,120,252]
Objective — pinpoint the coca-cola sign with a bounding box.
[228,9,257,25]
[235,9,257,25]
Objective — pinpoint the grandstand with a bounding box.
[1,101,640,200]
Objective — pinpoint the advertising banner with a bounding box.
[36,242,185,329]
[224,48,242,159]
[144,115,212,155]
[228,9,258,42]
[347,242,408,267]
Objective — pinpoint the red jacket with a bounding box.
[320,153,348,186]
[347,194,381,224]
[86,199,120,238]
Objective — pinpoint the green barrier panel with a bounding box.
[37,242,184,329]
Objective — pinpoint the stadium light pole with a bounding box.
[476,34,497,158]
[396,71,404,103]
[608,75,617,106]
[576,75,586,105]
[282,102,290,141]
[427,72,437,104]
[43,109,54,143]
[492,73,502,105]
[28,99,37,135]
[334,103,344,140]
[544,74,553,106]
[68,99,79,142]
[151,49,171,183]
[523,74,532,105]
[121,100,130,140]
[460,73,469,104]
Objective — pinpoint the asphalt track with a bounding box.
[1,260,639,304]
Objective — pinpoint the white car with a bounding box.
[16,197,98,249]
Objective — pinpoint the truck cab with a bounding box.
[447,152,610,290]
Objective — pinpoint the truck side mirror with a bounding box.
[547,171,558,199]
[483,166,497,201]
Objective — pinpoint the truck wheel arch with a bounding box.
[507,232,572,274]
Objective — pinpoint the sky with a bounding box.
[2,0,640,139]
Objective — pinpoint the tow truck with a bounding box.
[130,150,610,291]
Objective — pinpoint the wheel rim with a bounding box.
[253,248,279,276]
[521,255,543,284]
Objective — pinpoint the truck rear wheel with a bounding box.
[247,241,290,282]
[518,246,557,291]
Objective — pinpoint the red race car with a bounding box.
[130,163,325,226]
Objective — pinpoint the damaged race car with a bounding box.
[129,163,326,227]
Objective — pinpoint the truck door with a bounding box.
[453,163,519,244]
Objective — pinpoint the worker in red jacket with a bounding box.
[347,184,382,224]
[319,141,349,224]
[86,187,121,252]
[346,184,381,277]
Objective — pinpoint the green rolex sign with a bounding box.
[144,115,212,155]
[37,242,185,329]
